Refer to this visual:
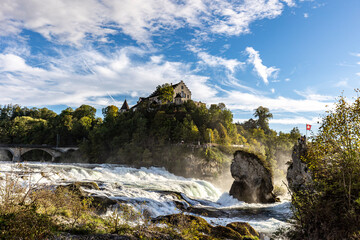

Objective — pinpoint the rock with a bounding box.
[211,225,245,239]
[286,136,312,192]
[56,182,120,213]
[51,233,135,239]
[91,196,119,213]
[226,222,260,239]
[57,181,100,197]
[229,150,276,203]
[152,213,211,231]
[152,213,260,240]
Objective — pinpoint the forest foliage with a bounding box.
[0,101,300,173]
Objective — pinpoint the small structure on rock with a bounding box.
[229,150,277,203]
[287,136,312,192]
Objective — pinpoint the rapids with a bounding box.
[0,162,291,235]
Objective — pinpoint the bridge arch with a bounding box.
[0,145,78,162]
[21,149,57,162]
[0,149,13,161]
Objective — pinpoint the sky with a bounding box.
[0,0,359,134]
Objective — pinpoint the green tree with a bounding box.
[73,105,96,120]
[156,83,175,104]
[253,106,273,132]
[102,105,119,125]
[289,93,360,239]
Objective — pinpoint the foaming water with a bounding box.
[0,162,291,234]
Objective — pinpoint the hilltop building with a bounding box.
[121,80,205,111]
[120,99,129,113]
[147,80,191,105]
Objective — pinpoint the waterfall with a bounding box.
[0,161,291,234]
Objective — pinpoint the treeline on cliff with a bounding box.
[0,101,299,170]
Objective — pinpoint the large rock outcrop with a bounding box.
[229,150,276,203]
[286,136,312,192]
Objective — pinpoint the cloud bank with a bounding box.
[0,0,296,45]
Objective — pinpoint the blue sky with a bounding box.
[0,0,359,134]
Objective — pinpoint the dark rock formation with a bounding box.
[57,181,100,197]
[229,150,277,203]
[286,136,312,192]
[152,214,260,240]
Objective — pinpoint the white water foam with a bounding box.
[0,162,291,234]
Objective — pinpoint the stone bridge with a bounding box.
[0,144,78,162]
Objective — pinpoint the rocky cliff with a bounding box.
[229,150,277,203]
[286,136,312,192]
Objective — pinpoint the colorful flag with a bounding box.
[306,124,311,131]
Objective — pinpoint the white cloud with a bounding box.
[271,88,275,93]
[245,47,279,85]
[304,13,309,18]
[221,91,331,112]
[209,0,285,36]
[198,52,244,73]
[0,0,296,45]
[0,54,45,74]
[294,89,334,101]
[334,80,348,88]
[0,45,333,117]
[357,73,360,77]
[282,0,296,7]
[270,116,320,125]
[189,46,245,73]
[0,47,211,107]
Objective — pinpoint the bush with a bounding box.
[0,207,55,239]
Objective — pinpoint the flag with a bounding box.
[306,124,311,131]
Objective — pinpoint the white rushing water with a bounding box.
[0,162,291,234]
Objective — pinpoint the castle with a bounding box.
[120,80,205,111]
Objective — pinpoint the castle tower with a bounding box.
[120,100,129,113]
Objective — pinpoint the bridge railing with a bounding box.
[0,144,78,149]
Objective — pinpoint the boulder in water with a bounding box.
[286,136,312,192]
[229,150,277,203]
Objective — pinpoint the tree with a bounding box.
[102,105,119,125]
[156,83,174,104]
[289,127,301,141]
[253,106,273,132]
[289,93,360,239]
[73,105,96,120]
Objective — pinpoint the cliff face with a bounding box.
[286,136,312,192]
[229,150,277,203]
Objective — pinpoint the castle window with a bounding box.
[181,86,184,89]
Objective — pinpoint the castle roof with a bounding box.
[120,100,129,110]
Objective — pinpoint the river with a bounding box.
[0,162,291,237]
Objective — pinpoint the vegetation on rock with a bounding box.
[283,93,360,239]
